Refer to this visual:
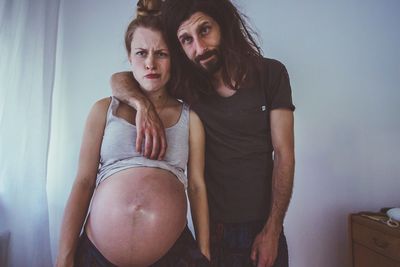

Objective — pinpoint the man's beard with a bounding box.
[193,49,222,75]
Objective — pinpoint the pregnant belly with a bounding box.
[85,167,187,267]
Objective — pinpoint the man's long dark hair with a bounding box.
[161,0,263,101]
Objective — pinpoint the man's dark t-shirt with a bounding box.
[192,58,295,223]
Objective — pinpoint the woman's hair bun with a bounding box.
[136,0,163,17]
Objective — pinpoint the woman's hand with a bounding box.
[200,246,211,261]
[55,254,74,267]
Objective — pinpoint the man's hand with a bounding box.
[250,229,280,267]
[136,101,167,160]
[111,71,167,160]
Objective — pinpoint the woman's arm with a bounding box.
[56,98,110,267]
[110,72,167,160]
[187,110,210,260]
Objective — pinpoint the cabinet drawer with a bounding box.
[352,222,400,261]
[353,243,400,267]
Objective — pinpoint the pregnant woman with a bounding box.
[56,2,210,267]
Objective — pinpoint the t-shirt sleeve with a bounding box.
[267,60,295,111]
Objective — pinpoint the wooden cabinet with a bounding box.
[350,214,400,267]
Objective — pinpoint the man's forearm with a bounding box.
[110,71,150,109]
[110,71,167,159]
[265,153,295,234]
[250,155,294,266]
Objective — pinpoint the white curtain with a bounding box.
[0,0,61,266]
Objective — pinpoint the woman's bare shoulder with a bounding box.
[86,97,112,121]
[92,97,112,111]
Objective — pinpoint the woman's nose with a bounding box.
[145,56,156,70]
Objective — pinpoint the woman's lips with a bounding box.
[145,74,161,79]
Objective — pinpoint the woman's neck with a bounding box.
[143,88,171,110]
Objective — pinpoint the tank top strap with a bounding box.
[182,102,190,114]
[181,102,190,126]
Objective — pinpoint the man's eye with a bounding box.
[136,51,146,56]
[200,26,210,36]
[181,36,193,45]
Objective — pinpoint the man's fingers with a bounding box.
[157,131,167,160]
[150,130,160,160]
[136,128,144,153]
[143,131,152,158]
[250,246,258,266]
[254,250,274,267]
[137,126,167,159]
[256,255,269,267]
[256,257,265,267]
[250,249,257,262]
[258,258,273,267]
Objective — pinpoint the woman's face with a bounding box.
[129,27,171,94]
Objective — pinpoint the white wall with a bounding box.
[52,1,400,266]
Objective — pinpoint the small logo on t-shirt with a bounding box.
[261,105,266,111]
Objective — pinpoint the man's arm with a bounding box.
[251,109,295,267]
[111,72,167,159]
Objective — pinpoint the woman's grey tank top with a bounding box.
[97,97,189,188]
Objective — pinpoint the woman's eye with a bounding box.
[156,52,169,58]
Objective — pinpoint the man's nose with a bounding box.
[194,37,207,55]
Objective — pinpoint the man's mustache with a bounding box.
[195,50,218,64]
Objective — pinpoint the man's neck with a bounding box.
[212,70,237,97]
